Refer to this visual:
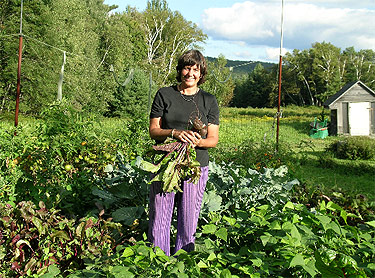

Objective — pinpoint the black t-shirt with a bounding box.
[150,85,220,166]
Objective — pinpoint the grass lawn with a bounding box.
[216,106,375,201]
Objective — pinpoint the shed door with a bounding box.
[349,102,370,135]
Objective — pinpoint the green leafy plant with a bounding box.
[202,161,299,215]
[92,155,149,236]
[140,139,201,193]
[0,201,122,278]
[327,136,375,160]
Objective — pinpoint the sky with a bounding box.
[104,0,375,63]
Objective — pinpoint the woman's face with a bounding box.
[180,64,201,88]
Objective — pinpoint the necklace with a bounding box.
[178,85,199,102]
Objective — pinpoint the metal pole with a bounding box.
[15,0,24,130]
[276,0,284,151]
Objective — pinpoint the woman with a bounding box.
[148,49,219,256]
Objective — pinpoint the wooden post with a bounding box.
[14,0,23,131]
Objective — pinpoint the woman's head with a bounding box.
[176,50,207,85]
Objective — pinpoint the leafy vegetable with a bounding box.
[140,139,201,193]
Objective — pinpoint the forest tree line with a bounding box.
[232,44,375,108]
[1,0,374,117]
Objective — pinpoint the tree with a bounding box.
[310,42,342,104]
[231,63,273,108]
[284,49,316,105]
[142,0,207,87]
[342,47,375,88]
[201,55,234,107]
[107,68,152,118]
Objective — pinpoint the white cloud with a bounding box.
[265,47,289,61]
[233,50,253,60]
[201,1,375,52]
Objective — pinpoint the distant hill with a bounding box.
[206,57,275,77]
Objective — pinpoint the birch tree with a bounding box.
[310,42,342,104]
[142,0,207,87]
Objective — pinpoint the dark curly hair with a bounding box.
[176,49,207,85]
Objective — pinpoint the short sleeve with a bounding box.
[150,90,164,119]
[207,96,220,125]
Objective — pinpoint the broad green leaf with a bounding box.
[289,253,305,268]
[50,231,70,241]
[75,222,85,239]
[251,258,263,267]
[202,224,217,234]
[39,265,60,278]
[260,233,272,246]
[207,252,217,261]
[327,221,341,235]
[340,210,348,224]
[366,220,375,228]
[327,201,342,212]
[112,206,144,226]
[367,263,375,270]
[197,260,208,268]
[220,269,232,278]
[156,247,168,257]
[203,191,222,212]
[282,221,294,231]
[303,259,318,277]
[283,201,295,210]
[316,215,331,231]
[269,220,281,230]
[176,261,185,272]
[235,210,249,221]
[137,245,149,256]
[290,224,301,242]
[110,266,134,278]
[140,160,161,173]
[292,213,300,224]
[122,247,134,258]
[32,216,45,235]
[223,215,236,226]
[215,227,228,242]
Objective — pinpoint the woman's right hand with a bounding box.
[174,129,201,147]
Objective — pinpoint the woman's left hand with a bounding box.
[174,129,201,147]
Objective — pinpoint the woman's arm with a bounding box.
[149,117,219,148]
[195,124,219,148]
[149,117,172,141]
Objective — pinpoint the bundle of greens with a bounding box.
[140,139,201,193]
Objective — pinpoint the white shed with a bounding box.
[323,81,375,136]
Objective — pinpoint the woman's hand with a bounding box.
[174,129,201,147]
[149,117,218,148]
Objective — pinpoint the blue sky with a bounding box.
[104,0,375,62]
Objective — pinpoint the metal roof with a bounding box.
[323,80,375,107]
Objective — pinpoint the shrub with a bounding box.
[327,136,375,160]
[1,101,151,218]
[0,201,122,277]
[210,139,287,171]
